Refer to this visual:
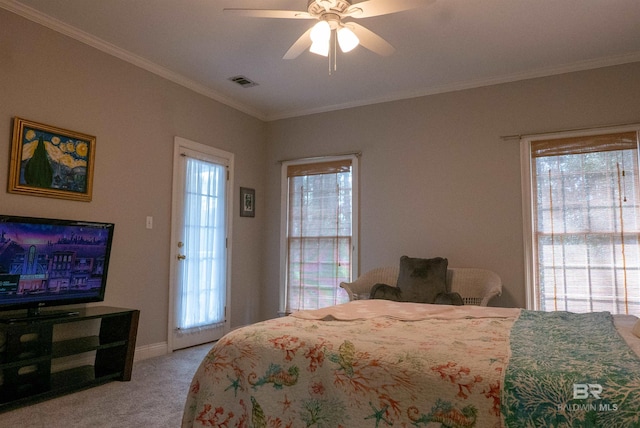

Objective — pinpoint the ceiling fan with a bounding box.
[224,0,432,64]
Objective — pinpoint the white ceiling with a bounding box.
[3,0,640,121]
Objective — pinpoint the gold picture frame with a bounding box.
[8,117,96,202]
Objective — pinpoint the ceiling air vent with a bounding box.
[229,75,258,88]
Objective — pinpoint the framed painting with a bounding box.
[8,117,96,202]
[240,187,255,217]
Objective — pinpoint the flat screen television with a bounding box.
[0,215,115,322]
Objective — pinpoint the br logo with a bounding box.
[573,383,602,399]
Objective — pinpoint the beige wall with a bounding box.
[263,61,640,315]
[4,7,640,344]
[0,9,267,349]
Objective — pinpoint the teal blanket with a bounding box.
[502,310,640,427]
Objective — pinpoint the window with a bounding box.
[522,129,640,314]
[280,155,358,313]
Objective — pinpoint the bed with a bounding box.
[182,300,640,427]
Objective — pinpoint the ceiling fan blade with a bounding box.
[223,8,313,19]
[345,0,434,19]
[283,28,313,59]
[348,23,394,56]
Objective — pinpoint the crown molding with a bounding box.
[266,51,640,121]
[3,0,640,122]
[0,0,267,121]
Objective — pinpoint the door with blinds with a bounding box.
[169,137,233,350]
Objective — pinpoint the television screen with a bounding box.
[0,215,114,316]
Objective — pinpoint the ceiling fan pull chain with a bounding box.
[331,30,337,74]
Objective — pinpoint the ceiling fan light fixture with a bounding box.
[310,20,331,42]
[310,40,330,56]
[309,20,331,56]
[337,26,359,53]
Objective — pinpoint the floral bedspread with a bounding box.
[182,301,519,427]
[182,302,640,428]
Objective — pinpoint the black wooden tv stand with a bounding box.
[0,306,139,411]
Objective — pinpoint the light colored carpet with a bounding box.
[0,343,213,428]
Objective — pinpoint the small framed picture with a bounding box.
[8,117,96,202]
[240,187,255,217]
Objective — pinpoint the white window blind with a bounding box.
[529,131,640,314]
[284,158,355,313]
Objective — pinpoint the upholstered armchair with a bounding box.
[340,266,502,306]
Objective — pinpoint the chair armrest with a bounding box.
[448,268,502,306]
[480,282,502,306]
[340,266,399,301]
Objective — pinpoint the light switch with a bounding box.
[146,216,153,229]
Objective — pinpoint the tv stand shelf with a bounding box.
[0,306,139,412]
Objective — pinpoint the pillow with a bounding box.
[370,283,402,301]
[633,319,640,338]
[396,256,448,303]
[434,291,464,306]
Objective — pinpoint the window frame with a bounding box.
[279,154,359,315]
[520,125,640,311]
